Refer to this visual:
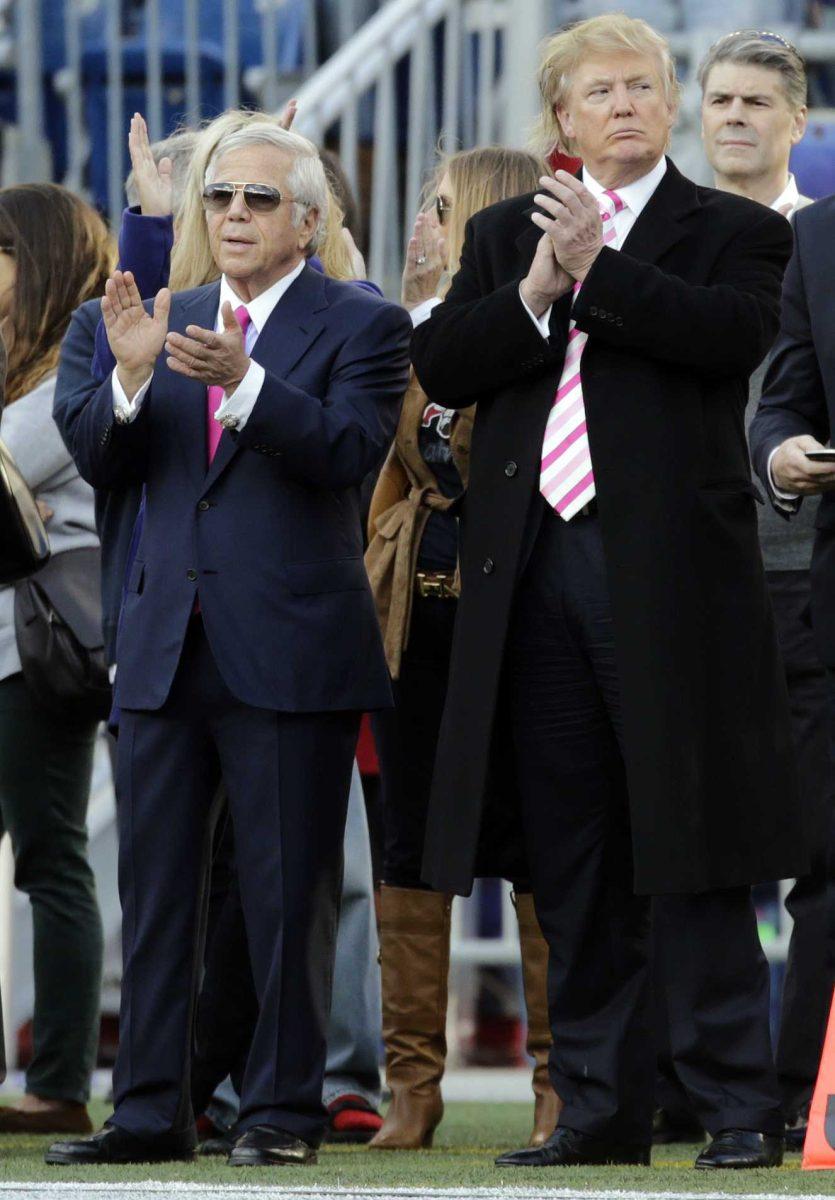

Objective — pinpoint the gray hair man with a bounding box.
[694,31,828,1156]
[47,119,411,1168]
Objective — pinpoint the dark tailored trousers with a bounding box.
[0,673,101,1104]
[656,571,835,1126]
[111,617,359,1145]
[507,503,783,1145]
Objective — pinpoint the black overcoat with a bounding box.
[412,159,807,897]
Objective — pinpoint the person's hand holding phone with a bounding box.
[771,434,835,494]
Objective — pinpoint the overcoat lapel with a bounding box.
[619,159,700,265]
[200,265,329,496]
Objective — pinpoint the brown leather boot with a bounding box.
[515,891,563,1147]
[369,885,452,1150]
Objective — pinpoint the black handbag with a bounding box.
[14,546,112,721]
[0,335,50,584]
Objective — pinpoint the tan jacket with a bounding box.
[365,370,474,677]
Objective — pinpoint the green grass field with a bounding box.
[0,1100,826,1193]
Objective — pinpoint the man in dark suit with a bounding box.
[46,123,411,1168]
[412,13,805,1171]
[749,194,835,1079]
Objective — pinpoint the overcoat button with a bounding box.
[198,500,210,511]
[187,569,198,582]
[616,316,624,327]
[589,306,598,316]
[504,461,518,477]
[483,557,494,574]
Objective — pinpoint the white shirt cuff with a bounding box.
[410,297,442,328]
[212,359,265,431]
[518,286,551,339]
[112,371,152,422]
[767,445,800,510]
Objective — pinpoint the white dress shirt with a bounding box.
[520,155,669,336]
[111,258,307,429]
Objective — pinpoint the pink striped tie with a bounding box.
[207,304,251,463]
[539,189,624,520]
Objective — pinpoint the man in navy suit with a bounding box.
[46,123,411,1168]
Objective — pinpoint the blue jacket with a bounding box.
[54,297,144,663]
[70,265,411,713]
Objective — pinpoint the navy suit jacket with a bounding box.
[71,264,411,712]
[750,195,835,665]
[54,297,144,663]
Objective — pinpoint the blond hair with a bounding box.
[170,108,348,292]
[433,146,544,285]
[531,13,681,157]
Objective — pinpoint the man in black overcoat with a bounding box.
[412,13,806,1171]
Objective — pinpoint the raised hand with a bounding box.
[531,171,604,283]
[102,270,170,396]
[520,232,574,318]
[278,98,298,130]
[128,112,173,217]
[401,211,446,310]
[164,301,251,393]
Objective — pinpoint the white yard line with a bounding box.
[0,1186,832,1199]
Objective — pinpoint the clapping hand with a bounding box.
[102,270,171,397]
[165,302,251,394]
[128,113,173,217]
[531,172,604,282]
[401,211,446,310]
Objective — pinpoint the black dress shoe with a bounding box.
[495,1125,651,1168]
[45,1124,197,1165]
[652,1107,705,1145]
[199,1133,236,1156]
[228,1124,317,1167]
[695,1129,784,1169]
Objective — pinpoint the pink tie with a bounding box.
[539,189,624,520]
[206,304,251,463]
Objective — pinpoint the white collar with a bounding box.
[582,155,667,217]
[218,258,306,334]
[770,173,800,216]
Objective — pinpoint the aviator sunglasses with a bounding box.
[202,181,287,214]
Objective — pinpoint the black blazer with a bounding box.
[750,195,835,666]
[67,266,412,713]
[413,158,806,896]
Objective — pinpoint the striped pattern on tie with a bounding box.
[539,189,624,520]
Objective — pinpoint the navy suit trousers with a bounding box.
[111,617,359,1144]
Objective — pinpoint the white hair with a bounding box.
[205,123,329,253]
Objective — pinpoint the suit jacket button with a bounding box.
[504,461,518,477]
[198,500,210,511]
[187,569,198,582]
[483,557,494,574]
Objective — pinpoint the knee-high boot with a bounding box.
[369,885,452,1150]
[515,891,563,1147]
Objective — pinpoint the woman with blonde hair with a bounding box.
[0,184,114,1135]
[365,146,562,1152]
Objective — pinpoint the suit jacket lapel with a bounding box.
[167,282,221,491]
[200,264,329,495]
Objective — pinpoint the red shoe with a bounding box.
[325,1094,383,1144]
